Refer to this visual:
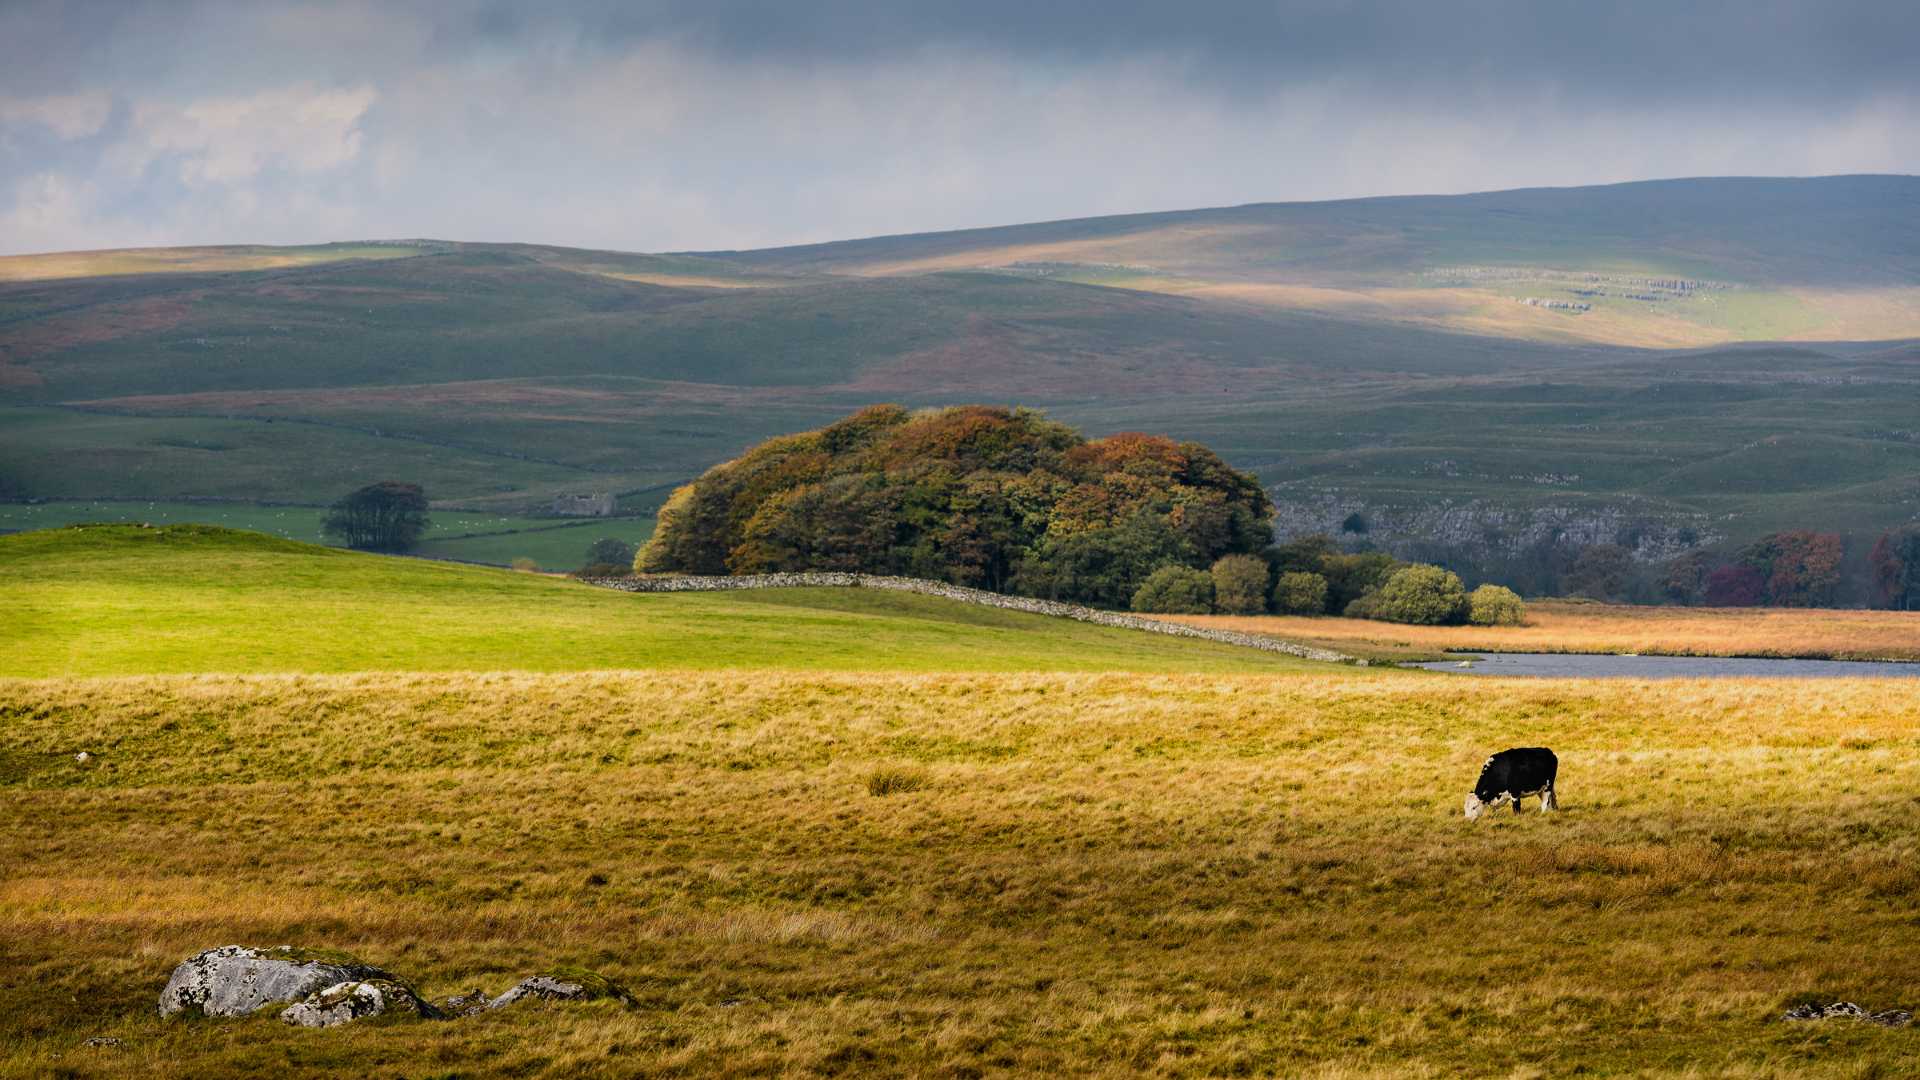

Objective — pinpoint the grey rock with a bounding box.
[1783,1001,1912,1027]
[281,979,438,1028]
[488,969,634,1010]
[435,989,493,1018]
[83,1036,122,1048]
[159,945,397,1019]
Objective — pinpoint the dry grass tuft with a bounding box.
[865,764,932,796]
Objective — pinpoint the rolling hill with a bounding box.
[3,175,1918,581]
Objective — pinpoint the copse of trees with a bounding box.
[1661,530,1847,607]
[1870,529,1920,610]
[320,481,430,552]
[1258,534,1524,626]
[637,405,1275,609]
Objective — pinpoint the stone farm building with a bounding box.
[552,493,615,517]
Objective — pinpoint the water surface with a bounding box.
[1410,652,1920,678]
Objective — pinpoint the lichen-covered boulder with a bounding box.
[1783,1001,1913,1027]
[159,946,397,1019]
[280,979,439,1028]
[435,989,493,1018]
[488,968,634,1010]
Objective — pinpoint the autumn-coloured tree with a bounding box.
[1750,531,1844,607]
[1703,564,1765,607]
[635,405,1273,607]
[1661,550,1716,605]
[1870,530,1920,610]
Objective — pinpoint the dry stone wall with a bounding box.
[579,573,1355,664]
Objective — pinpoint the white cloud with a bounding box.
[1,28,1916,256]
[0,91,112,139]
[118,84,376,186]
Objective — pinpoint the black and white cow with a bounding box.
[1463,747,1558,820]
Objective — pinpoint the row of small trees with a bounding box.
[1126,538,1526,626]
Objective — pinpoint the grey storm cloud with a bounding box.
[1,0,1916,254]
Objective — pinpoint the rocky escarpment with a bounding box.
[1270,494,1718,563]
[577,572,1355,664]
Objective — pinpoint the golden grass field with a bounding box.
[1168,601,1920,663]
[5,669,1919,1077]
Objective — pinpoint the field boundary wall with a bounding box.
[580,572,1357,663]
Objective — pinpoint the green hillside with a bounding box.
[704,175,1920,347]
[708,175,1920,285]
[0,525,1316,678]
[3,176,1919,581]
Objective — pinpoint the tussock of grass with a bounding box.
[3,669,1918,1076]
[864,765,931,796]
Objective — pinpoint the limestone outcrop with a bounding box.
[159,946,398,1019]
[280,979,439,1027]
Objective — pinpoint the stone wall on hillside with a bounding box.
[578,573,1356,663]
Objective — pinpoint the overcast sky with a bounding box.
[2,0,1916,255]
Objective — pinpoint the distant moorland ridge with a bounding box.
[3,175,1918,597]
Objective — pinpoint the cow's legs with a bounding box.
[1542,786,1558,812]
[1512,795,1523,815]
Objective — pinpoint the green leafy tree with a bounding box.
[1011,513,1195,610]
[581,537,636,574]
[1209,554,1270,615]
[731,475,904,573]
[1270,534,1338,575]
[320,481,430,553]
[1321,552,1401,613]
[1366,564,1469,625]
[1130,565,1216,615]
[1467,584,1527,626]
[1272,571,1330,615]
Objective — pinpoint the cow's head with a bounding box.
[1463,793,1486,821]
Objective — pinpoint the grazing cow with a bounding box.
[1463,747,1558,820]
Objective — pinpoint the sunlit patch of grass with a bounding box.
[1171,601,1920,662]
[0,525,1321,677]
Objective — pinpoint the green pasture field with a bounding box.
[0,525,1312,678]
[3,521,1918,1076]
[0,501,656,571]
[410,518,655,569]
